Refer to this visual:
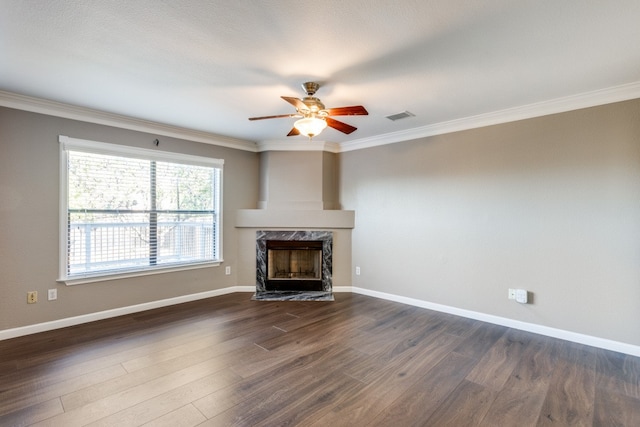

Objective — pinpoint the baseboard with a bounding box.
[0,286,255,341]
[350,287,640,358]
[3,285,639,358]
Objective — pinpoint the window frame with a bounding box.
[58,135,224,285]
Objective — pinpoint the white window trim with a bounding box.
[58,135,224,285]
[60,261,221,286]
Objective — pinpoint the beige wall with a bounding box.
[3,99,640,348]
[341,99,640,346]
[258,150,339,210]
[0,107,259,330]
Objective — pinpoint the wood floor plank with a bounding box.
[201,344,365,426]
[536,355,596,426]
[58,319,285,411]
[365,351,478,427]
[59,338,254,411]
[360,297,421,321]
[0,322,219,393]
[481,335,555,426]
[334,327,385,356]
[205,372,363,427]
[227,341,302,379]
[2,292,639,426]
[140,404,206,427]
[192,345,357,419]
[465,328,531,391]
[255,313,374,352]
[595,348,640,400]
[84,369,240,427]
[121,320,287,374]
[37,354,238,426]
[437,313,481,338]
[271,298,368,333]
[452,322,508,360]
[358,305,424,336]
[346,306,448,360]
[0,364,127,416]
[341,324,456,385]
[337,349,389,385]
[593,389,640,427]
[253,373,366,427]
[424,379,498,426]
[203,370,320,426]
[318,331,465,426]
[553,339,598,369]
[0,398,64,427]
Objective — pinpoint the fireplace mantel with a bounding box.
[235,209,354,229]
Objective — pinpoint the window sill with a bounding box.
[58,261,222,286]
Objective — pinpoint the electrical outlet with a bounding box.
[355,266,361,275]
[516,289,528,304]
[27,291,37,304]
[48,289,57,301]
[508,289,516,300]
[225,266,231,275]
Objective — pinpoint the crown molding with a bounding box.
[0,90,258,152]
[340,81,640,152]
[4,81,640,154]
[256,140,341,153]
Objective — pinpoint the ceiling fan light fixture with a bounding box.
[248,82,368,138]
[294,117,327,139]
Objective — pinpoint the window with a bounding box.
[59,136,223,284]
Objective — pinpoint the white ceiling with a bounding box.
[2,0,640,148]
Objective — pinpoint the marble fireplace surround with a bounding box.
[255,230,333,301]
[236,148,354,301]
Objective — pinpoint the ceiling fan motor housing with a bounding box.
[301,97,325,115]
[302,81,320,96]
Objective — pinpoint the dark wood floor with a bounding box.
[1,293,639,426]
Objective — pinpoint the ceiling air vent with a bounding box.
[385,111,415,121]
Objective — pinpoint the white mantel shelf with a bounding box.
[235,209,355,229]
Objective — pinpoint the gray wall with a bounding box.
[258,150,339,210]
[0,107,259,330]
[341,99,640,346]
[3,99,640,348]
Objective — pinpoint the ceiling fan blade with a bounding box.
[282,96,308,111]
[325,105,368,116]
[287,127,300,137]
[248,113,299,121]
[325,117,357,134]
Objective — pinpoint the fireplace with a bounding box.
[256,230,333,295]
[267,240,323,291]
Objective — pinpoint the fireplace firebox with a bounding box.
[266,240,323,291]
[255,230,333,295]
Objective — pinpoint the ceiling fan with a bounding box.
[248,82,368,139]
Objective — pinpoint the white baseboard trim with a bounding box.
[3,285,639,357]
[350,287,640,357]
[0,286,255,341]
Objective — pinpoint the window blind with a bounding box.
[59,136,222,281]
